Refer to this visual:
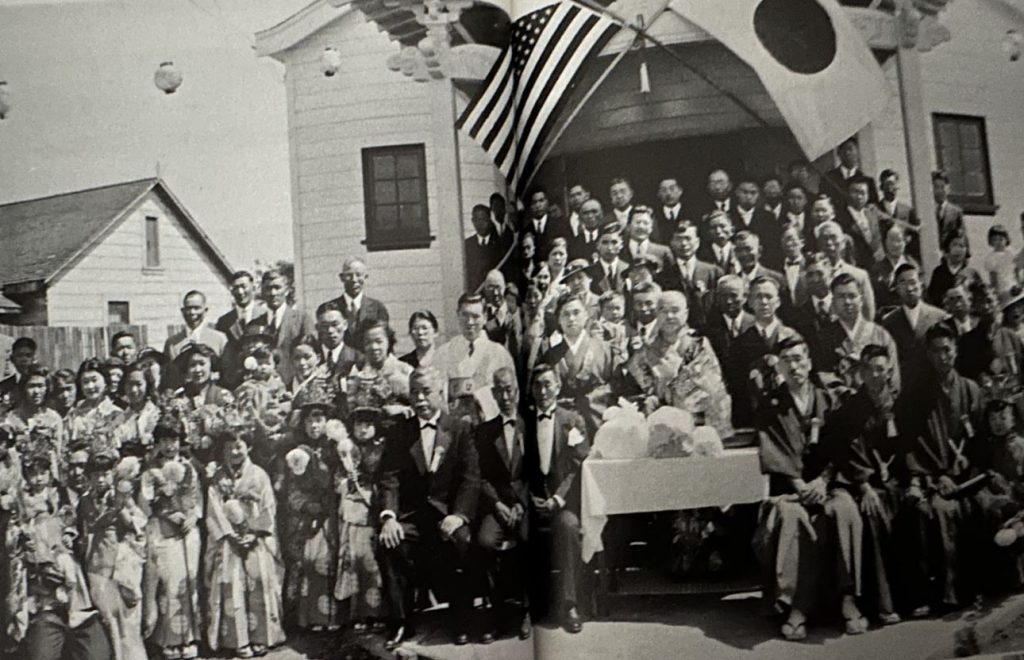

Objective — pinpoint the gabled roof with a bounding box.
[0,178,234,288]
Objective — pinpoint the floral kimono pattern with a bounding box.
[204,458,286,652]
[333,439,385,620]
[112,401,160,460]
[139,457,203,651]
[66,398,123,445]
[282,442,340,629]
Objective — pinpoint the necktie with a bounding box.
[537,412,552,421]
[468,340,475,357]
[730,318,740,337]
[669,209,676,223]
[420,422,437,430]
[818,301,829,317]
[327,351,337,373]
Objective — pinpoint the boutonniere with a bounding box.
[429,446,446,473]
[694,280,707,294]
[567,427,584,447]
[809,418,822,445]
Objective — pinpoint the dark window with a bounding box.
[144,216,160,267]
[107,301,130,325]
[361,144,432,251]
[932,114,996,214]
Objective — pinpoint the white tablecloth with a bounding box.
[580,448,767,562]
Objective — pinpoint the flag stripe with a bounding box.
[512,5,581,125]
[466,51,512,137]
[456,46,512,131]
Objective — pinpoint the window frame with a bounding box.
[144,215,161,268]
[931,113,997,215]
[107,301,130,325]
[360,144,434,251]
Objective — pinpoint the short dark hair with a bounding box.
[182,290,206,304]
[527,186,547,201]
[925,322,958,345]
[531,362,559,382]
[761,174,783,187]
[408,310,439,333]
[12,337,37,353]
[154,414,187,441]
[554,292,587,319]
[879,169,899,184]
[892,262,920,282]
[847,175,873,191]
[830,272,859,292]
[749,275,779,294]
[632,282,660,296]
[609,177,632,189]
[230,270,254,283]
[471,203,490,216]
[50,368,76,388]
[986,398,1015,417]
[290,333,320,355]
[261,269,290,287]
[361,319,395,353]
[110,330,136,350]
[772,334,807,356]
[783,181,808,196]
[18,365,49,392]
[860,344,890,364]
[118,362,150,400]
[457,292,485,310]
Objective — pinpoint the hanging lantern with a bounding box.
[1004,29,1022,63]
[0,82,10,120]
[153,62,183,94]
[320,47,342,77]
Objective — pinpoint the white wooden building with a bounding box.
[0,178,233,345]
[256,0,1024,338]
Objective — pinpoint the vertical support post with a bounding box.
[896,46,940,274]
[430,78,468,338]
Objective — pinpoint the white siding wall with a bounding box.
[870,3,1024,250]
[456,91,506,240]
[46,193,231,346]
[282,11,449,350]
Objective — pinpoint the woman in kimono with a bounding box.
[398,310,439,369]
[113,363,160,460]
[2,365,64,470]
[616,290,732,439]
[538,293,616,436]
[78,442,147,660]
[205,426,286,658]
[281,384,340,632]
[139,415,203,660]
[333,388,387,628]
[346,321,413,418]
[47,369,78,434]
[66,358,123,446]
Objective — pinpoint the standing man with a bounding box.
[879,263,949,392]
[524,187,563,261]
[476,367,532,642]
[523,364,589,634]
[378,367,480,648]
[565,183,591,240]
[877,169,921,262]
[108,330,138,364]
[465,204,504,292]
[608,178,636,228]
[824,137,879,205]
[317,256,390,349]
[654,178,685,243]
[932,170,966,250]
[732,177,783,271]
[701,169,734,218]
[254,269,315,384]
[163,291,227,390]
[315,306,362,394]
[567,199,605,263]
[586,222,629,295]
[481,270,522,360]
[658,221,723,332]
[762,175,785,220]
[622,207,673,271]
[838,177,885,268]
[705,275,754,367]
[816,221,876,320]
[0,337,38,407]
[490,192,513,238]
[216,270,267,388]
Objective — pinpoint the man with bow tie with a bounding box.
[524,364,589,634]
[476,367,532,643]
[378,367,481,648]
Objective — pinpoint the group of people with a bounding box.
[4,134,1024,658]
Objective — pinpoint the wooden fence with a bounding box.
[0,324,152,370]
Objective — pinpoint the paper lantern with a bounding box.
[0,82,10,120]
[320,47,342,77]
[154,62,182,94]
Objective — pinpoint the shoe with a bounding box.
[385,624,412,651]
[518,612,532,640]
[844,616,868,635]
[480,631,496,645]
[911,605,931,618]
[453,631,470,645]
[781,621,807,641]
[180,644,199,660]
[251,644,268,658]
[236,647,254,659]
[879,612,901,625]
[161,648,182,660]
[563,606,583,634]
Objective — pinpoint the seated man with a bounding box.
[755,336,866,641]
[476,367,532,642]
[378,367,480,648]
[524,364,589,634]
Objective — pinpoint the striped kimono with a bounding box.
[204,458,286,652]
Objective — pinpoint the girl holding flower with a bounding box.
[138,416,202,660]
[114,363,160,460]
[67,358,123,447]
[281,387,340,632]
[2,365,64,473]
[205,427,285,658]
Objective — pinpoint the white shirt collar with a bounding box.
[235,301,255,321]
[903,303,921,328]
[841,166,858,179]
[477,234,490,246]
[754,317,780,338]
[533,215,548,232]
[738,206,754,224]
[676,256,696,275]
[614,206,632,220]
[812,293,833,312]
[342,292,364,310]
[420,411,441,429]
[565,332,587,355]
[840,314,864,339]
[568,211,581,236]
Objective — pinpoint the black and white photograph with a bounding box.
[2,0,1024,658]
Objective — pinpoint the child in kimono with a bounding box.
[333,392,387,629]
[78,444,147,660]
[281,388,340,632]
[139,416,203,660]
[591,291,627,363]
[205,428,286,658]
[234,347,291,471]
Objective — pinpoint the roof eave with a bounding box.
[255,0,355,60]
[148,181,235,283]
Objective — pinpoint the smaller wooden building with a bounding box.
[0,178,234,346]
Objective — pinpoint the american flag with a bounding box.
[456,1,619,198]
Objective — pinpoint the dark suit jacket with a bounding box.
[654,205,687,244]
[877,199,921,262]
[868,256,921,311]
[656,259,724,331]
[935,201,966,249]
[523,406,589,514]
[475,414,529,512]
[379,412,480,524]
[567,230,600,264]
[622,241,674,273]
[525,216,568,262]
[252,305,316,384]
[822,166,879,205]
[728,321,798,428]
[316,295,390,350]
[837,205,885,269]
[731,207,785,271]
[880,303,949,391]
[484,305,523,360]
[587,258,630,295]
[216,303,269,389]
[705,310,755,367]
[465,235,504,292]
[789,299,839,371]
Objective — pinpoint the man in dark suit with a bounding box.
[697,210,739,274]
[657,221,723,332]
[787,253,837,369]
[877,169,921,262]
[622,207,673,273]
[253,269,316,384]
[317,256,390,349]
[654,177,686,244]
[932,170,966,250]
[524,363,589,633]
[315,307,361,392]
[481,270,522,361]
[734,231,787,309]
[836,177,885,268]
[608,178,637,229]
[0,337,38,408]
[761,175,785,220]
[586,221,629,295]
[705,275,755,367]
[465,204,505,292]
[216,270,268,389]
[732,178,784,271]
[378,367,481,648]
[476,367,532,642]
[697,168,734,220]
[823,137,879,205]
[524,187,565,262]
[879,263,949,394]
[567,199,604,263]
